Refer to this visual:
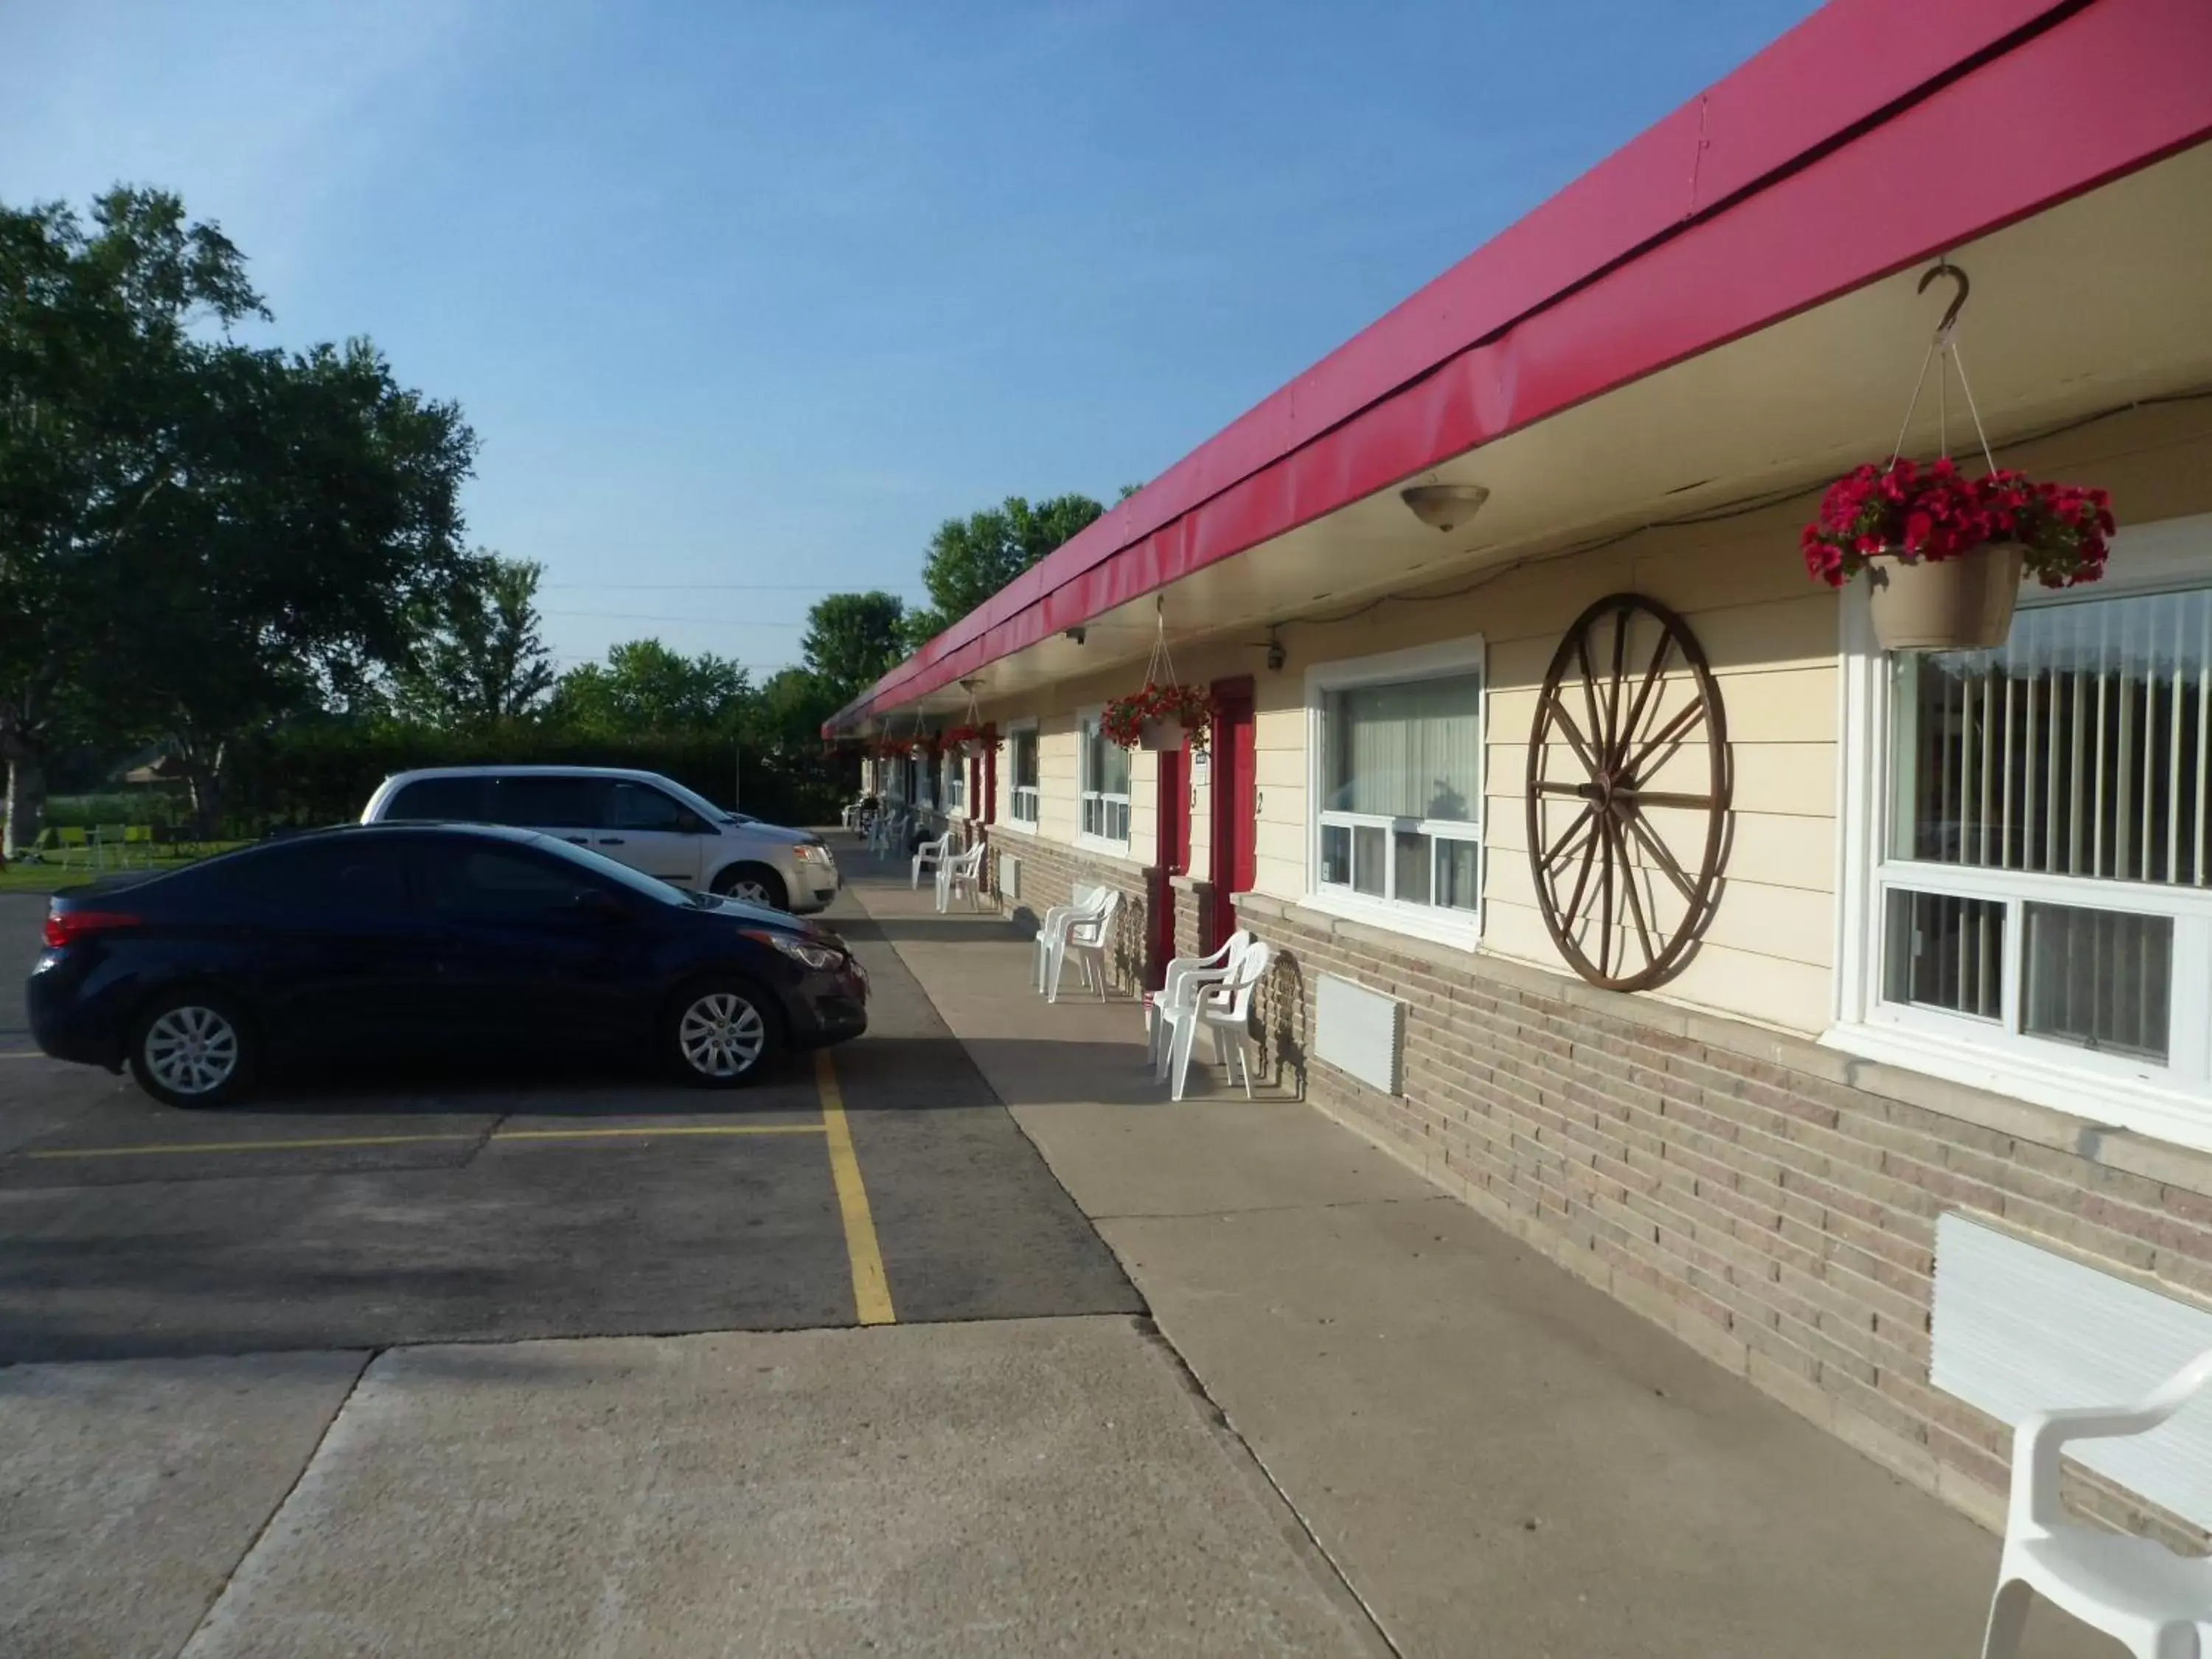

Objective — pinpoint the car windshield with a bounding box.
[517,832,692,905]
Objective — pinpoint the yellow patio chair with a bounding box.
[55,826,91,869]
[122,824,155,868]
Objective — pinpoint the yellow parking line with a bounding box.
[492,1124,826,1142]
[24,1122,828,1161]
[27,1131,480,1160]
[816,1051,894,1326]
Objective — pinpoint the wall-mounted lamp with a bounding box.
[1065,627,1087,646]
[1399,483,1490,532]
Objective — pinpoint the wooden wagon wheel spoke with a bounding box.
[1523,592,1731,992]
[1604,601,1632,765]
[1607,813,1659,967]
[1624,698,1706,782]
[1613,635,1674,770]
[1562,812,1604,931]
[1573,631,1607,769]
[1624,800,1704,904]
[1543,693,1601,779]
[1539,805,1599,874]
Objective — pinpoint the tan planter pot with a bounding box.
[1866,542,2025,651]
[1137,718,1186,752]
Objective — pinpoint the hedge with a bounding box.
[221,726,857,834]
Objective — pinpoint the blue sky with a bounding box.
[1,0,1820,678]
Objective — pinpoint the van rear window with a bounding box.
[385,777,486,820]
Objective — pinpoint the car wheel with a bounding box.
[128,990,256,1108]
[712,863,787,909]
[665,979,783,1088]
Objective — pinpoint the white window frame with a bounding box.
[1077,709,1131,853]
[1304,636,1486,951]
[1831,512,2212,1152]
[1005,720,1040,832]
[943,748,967,817]
[911,751,935,812]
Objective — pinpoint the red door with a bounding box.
[1209,678,1256,951]
[1148,747,1189,985]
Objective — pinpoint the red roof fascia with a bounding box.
[834,0,2212,728]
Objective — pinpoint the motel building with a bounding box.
[833,0,2212,1551]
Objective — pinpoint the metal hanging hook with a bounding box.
[1917,260,1970,336]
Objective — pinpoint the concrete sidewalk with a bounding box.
[844,853,2105,1659]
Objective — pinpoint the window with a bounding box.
[602,780,698,833]
[1009,726,1040,826]
[1311,647,1483,930]
[490,774,599,830]
[944,751,967,815]
[911,754,935,811]
[385,776,484,820]
[1079,714,1130,846]
[1840,519,2212,1146]
[425,846,598,917]
[222,840,409,910]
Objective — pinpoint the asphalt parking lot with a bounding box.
[0,883,1141,1364]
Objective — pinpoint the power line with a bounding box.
[540,610,809,627]
[539,582,922,593]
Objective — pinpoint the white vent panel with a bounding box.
[1315,973,1405,1096]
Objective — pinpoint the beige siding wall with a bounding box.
[1242,509,1840,1033]
[953,398,2212,1035]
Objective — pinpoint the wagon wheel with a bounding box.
[1526,593,1731,992]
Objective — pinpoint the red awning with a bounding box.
[830,0,2212,731]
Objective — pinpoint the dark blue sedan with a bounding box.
[24,824,868,1107]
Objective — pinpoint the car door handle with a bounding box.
[563,836,588,844]
[596,837,625,846]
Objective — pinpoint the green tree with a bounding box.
[396,552,557,727]
[903,493,1105,650]
[98,335,477,830]
[549,639,752,734]
[801,590,906,705]
[0,187,264,852]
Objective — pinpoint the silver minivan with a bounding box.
[360,766,838,912]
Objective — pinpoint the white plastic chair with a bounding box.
[1046,888,1122,1004]
[1145,931,1253,1071]
[1980,1347,2212,1659]
[1158,939,1271,1102]
[1033,883,1107,992]
[937,841,987,912]
[911,829,953,889]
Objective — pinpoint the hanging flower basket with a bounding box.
[1103,684,1214,752]
[941,721,995,758]
[1802,459,2113,651]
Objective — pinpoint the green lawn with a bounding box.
[1,845,247,896]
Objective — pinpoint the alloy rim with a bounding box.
[678,992,765,1077]
[729,880,773,905]
[144,1005,240,1096]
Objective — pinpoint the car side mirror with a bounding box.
[676,811,712,835]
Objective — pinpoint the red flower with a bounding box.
[1801,456,2112,592]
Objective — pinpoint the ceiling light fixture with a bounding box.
[1399,483,1491,532]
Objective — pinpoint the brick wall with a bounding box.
[1237,892,2212,1550]
[981,827,1151,995]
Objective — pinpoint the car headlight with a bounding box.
[793,843,833,863]
[747,930,844,972]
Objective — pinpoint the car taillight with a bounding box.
[42,908,141,949]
